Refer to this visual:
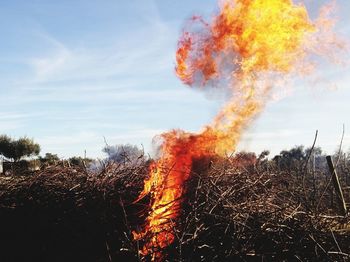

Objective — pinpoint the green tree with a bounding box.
[39,153,60,165]
[273,145,306,170]
[0,135,14,159]
[0,135,40,161]
[69,156,93,167]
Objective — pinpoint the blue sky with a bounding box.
[0,0,349,159]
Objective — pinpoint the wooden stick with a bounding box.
[326,156,347,216]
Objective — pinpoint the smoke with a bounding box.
[103,144,144,164]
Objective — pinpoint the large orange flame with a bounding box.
[134,0,340,260]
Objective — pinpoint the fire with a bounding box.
[134,0,340,260]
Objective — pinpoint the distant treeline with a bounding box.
[1,132,349,176]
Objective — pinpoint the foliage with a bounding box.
[39,153,60,165]
[273,145,326,171]
[69,156,93,167]
[0,135,14,160]
[258,150,270,161]
[0,135,40,161]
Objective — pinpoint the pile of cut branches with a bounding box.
[170,160,350,261]
[0,158,349,261]
[137,158,350,261]
[0,163,146,262]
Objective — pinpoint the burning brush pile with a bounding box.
[1,0,349,261]
[0,158,349,261]
[132,0,346,260]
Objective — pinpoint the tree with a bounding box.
[0,135,14,159]
[258,150,270,161]
[14,137,41,161]
[280,145,306,161]
[39,153,60,165]
[0,135,40,161]
[69,156,93,167]
[273,145,306,170]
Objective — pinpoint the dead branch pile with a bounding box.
[0,163,147,262]
[166,160,350,261]
[0,158,349,262]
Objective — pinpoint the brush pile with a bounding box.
[0,163,146,262]
[174,159,350,261]
[0,157,349,261]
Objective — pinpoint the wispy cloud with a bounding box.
[242,129,304,140]
[0,112,39,132]
[21,9,175,85]
[1,121,22,132]
[30,40,71,81]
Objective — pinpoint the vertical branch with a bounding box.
[326,156,347,216]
